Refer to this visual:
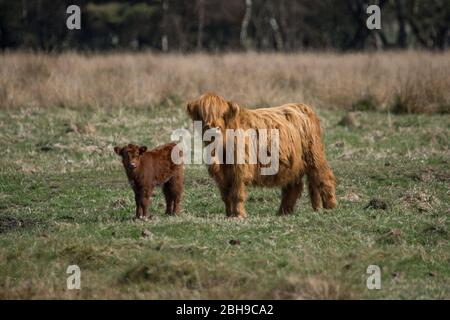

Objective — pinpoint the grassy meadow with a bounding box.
[0,52,449,299]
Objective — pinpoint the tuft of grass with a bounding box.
[272,275,356,299]
[351,95,379,112]
[121,254,199,286]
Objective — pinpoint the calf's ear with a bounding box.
[113,146,122,155]
[139,146,147,154]
[186,102,194,118]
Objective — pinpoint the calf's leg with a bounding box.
[162,182,174,214]
[163,178,183,215]
[137,188,152,219]
[134,192,143,219]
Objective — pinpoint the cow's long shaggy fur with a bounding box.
[186,93,336,218]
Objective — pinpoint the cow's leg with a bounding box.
[279,179,304,215]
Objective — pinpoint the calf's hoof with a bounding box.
[134,216,150,222]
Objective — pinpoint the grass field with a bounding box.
[0,101,448,299]
[1,51,449,113]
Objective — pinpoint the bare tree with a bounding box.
[197,0,205,50]
[269,17,283,50]
[404,0,449,49]
[394,0,407,48]
[240,0,252,50]
[161,0,169,52]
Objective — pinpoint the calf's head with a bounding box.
[114,144,147,171]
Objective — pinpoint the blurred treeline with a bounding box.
[0,0,448,51]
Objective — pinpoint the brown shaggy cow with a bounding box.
[114,143,183,220]
[186,93,336,218]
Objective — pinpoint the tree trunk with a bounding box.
[197,0,205,50]
[345,0,369,49]
[161,0,169,52]
[240,0,252,50]
[394,0,407,48]
[269,17,283,51]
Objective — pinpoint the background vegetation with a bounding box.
[0,0,449,51]
[1,51,449,113]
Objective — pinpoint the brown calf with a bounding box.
[114,143,183,219]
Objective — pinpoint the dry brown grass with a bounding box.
[0,51,449,113]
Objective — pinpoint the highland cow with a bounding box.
[185,93,336,218]
[114,143,183,220]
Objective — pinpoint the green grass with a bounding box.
[0,106,449,299]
